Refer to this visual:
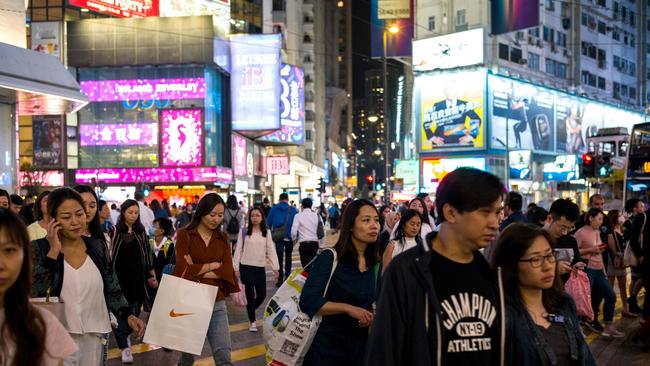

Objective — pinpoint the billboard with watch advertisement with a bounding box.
[69,0,159,17]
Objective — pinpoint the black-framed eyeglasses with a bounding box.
[519,253,557,268]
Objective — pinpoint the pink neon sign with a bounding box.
[161,109,203,167]
[75,167,233,184]
[267,156,289,175]
[79,123,157,146]
[80,78,206,102]
[233,134,247,176]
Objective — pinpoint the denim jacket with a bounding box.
[31,236,132,320]
[505,295,596,366]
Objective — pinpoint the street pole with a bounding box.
[505,118,510,191]
[383,29,391,207]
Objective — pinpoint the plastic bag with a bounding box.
[231,282,248,307]
[564,269,594,320]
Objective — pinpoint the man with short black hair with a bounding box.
[499,191,527,231]
[291,198,323,267]
[134,191,155,232]
[0,189,9,209]
[543,198,584,283]
[367,168,505,366]
[9,194,23,216]
[267,193,298,286]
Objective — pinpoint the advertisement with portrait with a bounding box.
[230,34,281,133]
[33,116,63,168]
[160,109,203,167]
[415,70,485,152]
[490,75,555,152]
[259,64,305,145]
[31,22,61,59]
[509,150,531,180]
[420,157,487,193]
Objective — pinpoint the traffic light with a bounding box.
[318,177,325,194]
[581,153,595,178]
[597,154,612,177]
[366,175,374,190]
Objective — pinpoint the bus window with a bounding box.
[619,141,628,157]
[599,141,615,155]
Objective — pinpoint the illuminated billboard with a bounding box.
[421,157,487,192]
[413,29,484,72]
[267,156,290,175]
[69,0,159,17]
[415,70,485,151]
[33,116,63,169]
[80,78,206,102]
[230,34,281,132]
[160,109,203,167]
[259,64,305,145]
[233,134,247,176]
[542,155,579,181]
[80,123,157,146]
[75,166,233,184]
[509,150,531,180]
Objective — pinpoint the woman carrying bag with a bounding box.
[173,193,239,366]
[233,207,279,332]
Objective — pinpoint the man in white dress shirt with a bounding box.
[291,198,323,267]
[134,191,155,233]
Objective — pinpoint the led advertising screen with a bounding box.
[160,109,202,167]
[69,0,159,17]
[80,123,157,146]
[415,70,485,151]
[33,116,63,168]
[267,156,290,175]
[413,28,484,72]
[230,34,281,132]
[259,64,305,145]
[421,157,486,192]
[542,155,579,181]
[80,78,206,102]
[76,166,233,184]
[491,0,540,35]
[509,150,531,180]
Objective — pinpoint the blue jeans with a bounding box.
[585,268,616,322]
[179,300,232,366]
[115,301,141,349]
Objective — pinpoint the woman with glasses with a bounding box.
[491,223,596,365]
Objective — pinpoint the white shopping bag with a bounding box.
[143,274,219,355]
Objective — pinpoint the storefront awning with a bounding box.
[0,42,88,115]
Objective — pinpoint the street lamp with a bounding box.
[383,23,399,206]
[367,115,379,123]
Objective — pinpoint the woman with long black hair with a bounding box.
[111,199,157,362]
[173,193,239,366]
[72,185,104,245]
[0,208,78,365]
[299,199,381,366]
[382,209,424,270]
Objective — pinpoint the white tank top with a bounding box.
[60,256,111,334]
[391,237,421,258]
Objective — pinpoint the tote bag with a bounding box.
[143,273,219,355]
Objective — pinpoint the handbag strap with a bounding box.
[321,248,338,298]
[641,213,647,249]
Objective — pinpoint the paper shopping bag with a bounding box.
[143,274,219,355]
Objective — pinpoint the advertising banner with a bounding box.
[160,109,203,167]
[395,159,418,186]
[415,70,485,151]
[267,156,290,175]
[80,78,206,102]
[75,166,233,184]
[543,155,579,181]
[421,157,486,192]
[413,29,484,72]
[259,64,305,145]
[80,123,157,146]
[509,150,531,180]
[377,0,410,19]
[230,34,281,131]
[31,22,61,58]
[69,0,159,17]
[32,116,63,168]
[233,134,247,176]
[490,75,555,152]
[491,0,540,35]
[371,0,414,58]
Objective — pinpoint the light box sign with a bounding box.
[395,159,419,186]
[230,34,281,131]
[18,170,64,187]
[75,166,233,184]
[161,109,203,167]
[31,22,61,59]
[413,28,484,72]
[69,0,159,18]
[378,0,410,19]
[80,123,157,146]
[33,116,63,169]
[509,150,531,180]
[421,157,486,192]
[267,156,290,175]
[80,78,206,102]
[415,70,485,151]
[543,155,579,181]
[259,64,305,144]
[233,134,247,176]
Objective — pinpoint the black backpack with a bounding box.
[226,209,241,234]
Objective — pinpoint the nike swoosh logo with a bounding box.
[169,309,194,318]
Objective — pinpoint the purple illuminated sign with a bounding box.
[75,166,233,185]
[79,123,157,146]
[80,78,206,102]
[161,109,203,167]
[259,64,305,144]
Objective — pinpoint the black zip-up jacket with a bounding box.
[365,243,505,366]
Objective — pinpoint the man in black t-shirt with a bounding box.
[366,168,505,366]
[542,198,584,283]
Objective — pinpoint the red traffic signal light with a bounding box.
[366,175,374,184]
[582,153,593,164]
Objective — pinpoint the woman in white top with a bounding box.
[233,207,279,332]
[383,209,425,271]
[390,198,433,243]
[26,191,51,241]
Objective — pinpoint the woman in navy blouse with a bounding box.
[299,199,381,365]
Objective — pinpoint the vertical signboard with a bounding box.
[491,0,540,35]
[31,22,62,59]
[233,134,247,176]
[230,34,281,132]
[160,109,203,167]
[33,116,63,168]
[259,64,305,144]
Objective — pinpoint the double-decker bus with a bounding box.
[624,122,650,203]
[585,127,629,210]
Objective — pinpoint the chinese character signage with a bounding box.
[415,70,485,151]
[31,22,61,59]
[267,156,289,175]
[230,34,281,131]
[80,78,206,102]
[160,109,202,167]
[80,123,157,146]
[259,64,305,145]
[33,116,63,168]
[69,0,159,18]
[75,166,233,184]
